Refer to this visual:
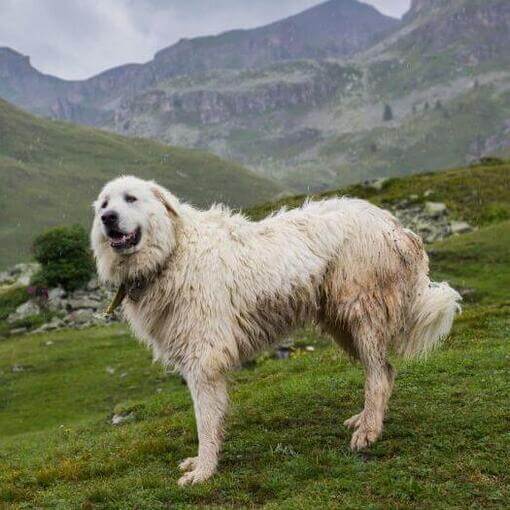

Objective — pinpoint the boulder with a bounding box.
[111,412,135,426]
[424,201,447,217]
[363,177,389,192]
[11,263,40,286]
[33,317,65,334]
[67,297,101,311]
[10,328,28,336]
[66,309,96,324]
[7,300,40,324]
[0,271,15,285]
[48,286,67,310]
[450,221,473,235]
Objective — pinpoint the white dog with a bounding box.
[91,175,461,485]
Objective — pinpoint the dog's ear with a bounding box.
[151,186,180,218]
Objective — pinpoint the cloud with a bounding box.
[0,0,411,80]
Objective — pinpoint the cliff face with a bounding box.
[396,0,510,63]
[114,63,359,128]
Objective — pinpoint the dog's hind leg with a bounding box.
[178,371,228,486]
[345,323,395,451]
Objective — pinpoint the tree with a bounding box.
[383,104,393,122]
[32,225,95,291]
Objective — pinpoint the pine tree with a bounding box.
[383,104,393,122]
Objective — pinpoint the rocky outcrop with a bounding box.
[0,263,40,288]
[4,277,119,336]
[115,63,358,128]
[389,197,473,243]
[399,0,510,64]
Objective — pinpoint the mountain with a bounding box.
[108,0,510,189]
[1,0,509,192]
[0,99,282,269]
[0,0,398,123]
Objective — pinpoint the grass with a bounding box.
[246,160,510,227]
[0,171,509,507]
[0,98,282,270]
[0,300,508,508]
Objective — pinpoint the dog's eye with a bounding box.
[101,200,108,209]
[125,194,137,203]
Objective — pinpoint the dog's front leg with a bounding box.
[178,371,228,486]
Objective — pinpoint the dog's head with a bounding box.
[91,176,180,284]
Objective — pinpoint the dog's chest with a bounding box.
[122,283,197,370]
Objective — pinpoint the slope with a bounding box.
[0,99,282,269]
[0,165,508,508]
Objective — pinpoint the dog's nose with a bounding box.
[101,211,118,226]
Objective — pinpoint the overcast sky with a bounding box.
[0,0,411,80]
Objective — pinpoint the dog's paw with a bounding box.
[177,466,215,486]
[178,456,198,472]
[344,412,364,429]
[350,426,380,451]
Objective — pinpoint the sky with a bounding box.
[0,0,411,81]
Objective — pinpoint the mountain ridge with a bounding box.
[0,0,399,123]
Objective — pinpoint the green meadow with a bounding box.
[0,164,509,509]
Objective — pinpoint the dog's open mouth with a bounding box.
[107,227,141,251]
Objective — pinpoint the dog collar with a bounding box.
[105,284,127,315]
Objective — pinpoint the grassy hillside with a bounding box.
[0,166,509,508]
[0,222,508,508]
[247,159,510,227]
[0,99,282,269]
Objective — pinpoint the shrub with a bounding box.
[32,225,94,291]
[0,286,29,321]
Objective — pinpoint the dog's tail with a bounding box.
[397,279,462,359]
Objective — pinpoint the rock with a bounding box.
[66,309,95,324]
[423,189,434,198]
[305,345,315,352]
[86,277,100,291]
[12,364,27,372]
[275,347,291,360]
[0,271,15,285]
[457,287,477,303]
[7,300,40,324]
[47,286,67,310]
[450,221,473,235]
[106,366,116,375]
[111,412,135,426]
[11,263,40,286]
[33,317,65,334]
[424,201,447,217]
[363,177,389,192]
[10,328,28,336]
[67,297,101,310]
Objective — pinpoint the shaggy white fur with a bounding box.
[91,176,461,485]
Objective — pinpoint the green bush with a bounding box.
[0,287,29,321]
[32,225,94,291]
